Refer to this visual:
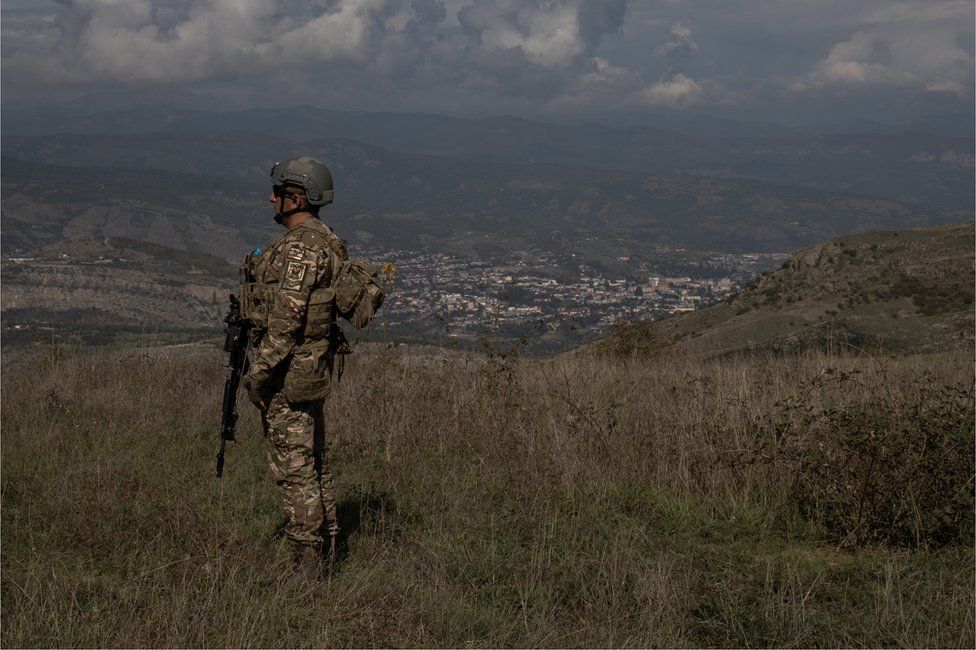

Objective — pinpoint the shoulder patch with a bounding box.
[282,260,308,291]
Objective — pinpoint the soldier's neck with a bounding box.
[280,212,318,231]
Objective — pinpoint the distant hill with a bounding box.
[0,156,272,259]
[3,105,972,211]
[597,222,975,357]
[1,133,950,260]
[1,237,236,345]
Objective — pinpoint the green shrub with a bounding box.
[757,372,975,548]
[609,318,670,356]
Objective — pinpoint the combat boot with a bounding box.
[290,543,323,582]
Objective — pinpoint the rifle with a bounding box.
[216,294,250,478]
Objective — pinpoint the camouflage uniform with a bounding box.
[240,218,349,556]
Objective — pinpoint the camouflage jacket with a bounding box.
[240,217,348,402]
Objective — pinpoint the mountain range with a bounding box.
[4,105,973,212]
[1,131,954,261]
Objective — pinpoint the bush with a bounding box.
[762,287,781,305]
[755,371,975,548]
[609,318,670,356]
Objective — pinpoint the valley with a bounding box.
[1,108,972,353]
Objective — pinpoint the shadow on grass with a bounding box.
[268,489,397,574]
[334,489,398,562]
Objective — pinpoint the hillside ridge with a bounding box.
[597,222,975,357]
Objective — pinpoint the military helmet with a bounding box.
[270,156,334,206]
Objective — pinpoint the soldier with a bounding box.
[239,156,349,577]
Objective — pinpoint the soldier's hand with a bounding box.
[244,373,269,410]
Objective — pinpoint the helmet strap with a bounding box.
[274,206,304,224]
[273,186,304,223]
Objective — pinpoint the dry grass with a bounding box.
[2,342,973,647]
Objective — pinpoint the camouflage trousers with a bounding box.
[261,392,338,551]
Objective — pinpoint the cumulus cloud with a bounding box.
[4,0,626,93]
[5,0,438,84]
[548,56,644,108]
[638,74,704,106]
[456,0,625,67]
[634,73,746,108]
[2,0,971,118]
[655,23,698,59]
[460,4,584,66]
[791,28,973,95]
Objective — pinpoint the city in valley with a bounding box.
[3,241,784,351]
[359,246,787,348]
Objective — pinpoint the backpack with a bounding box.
[332,258,385,330]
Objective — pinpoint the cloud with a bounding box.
[638,74,704,106]
[456,0,625,67]
[791,28,973,95]
[791,32,917,90]
[548,56,644,108]
[4,0,433,84]
[852,0,973,25]
[636,73,744,108]
[924,80,965,94]
[2,0,971,120]
[549,57,750,112]
[4,0,627,91]
[655,23,698,59]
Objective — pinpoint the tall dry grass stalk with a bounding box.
[2,342,973,647]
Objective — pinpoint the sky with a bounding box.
[2,0,974,125]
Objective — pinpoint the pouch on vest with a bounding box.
[303,287,335,339]
[239,250,272,328]
[333,259,385,330]
[282,339,332,403]
[240,283,272,328]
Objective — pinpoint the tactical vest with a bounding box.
[239,219,384,402]
[239,219,348,344]
[239,220,349,402]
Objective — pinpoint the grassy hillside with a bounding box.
[2,344,972,647]
[599,222,975,358]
